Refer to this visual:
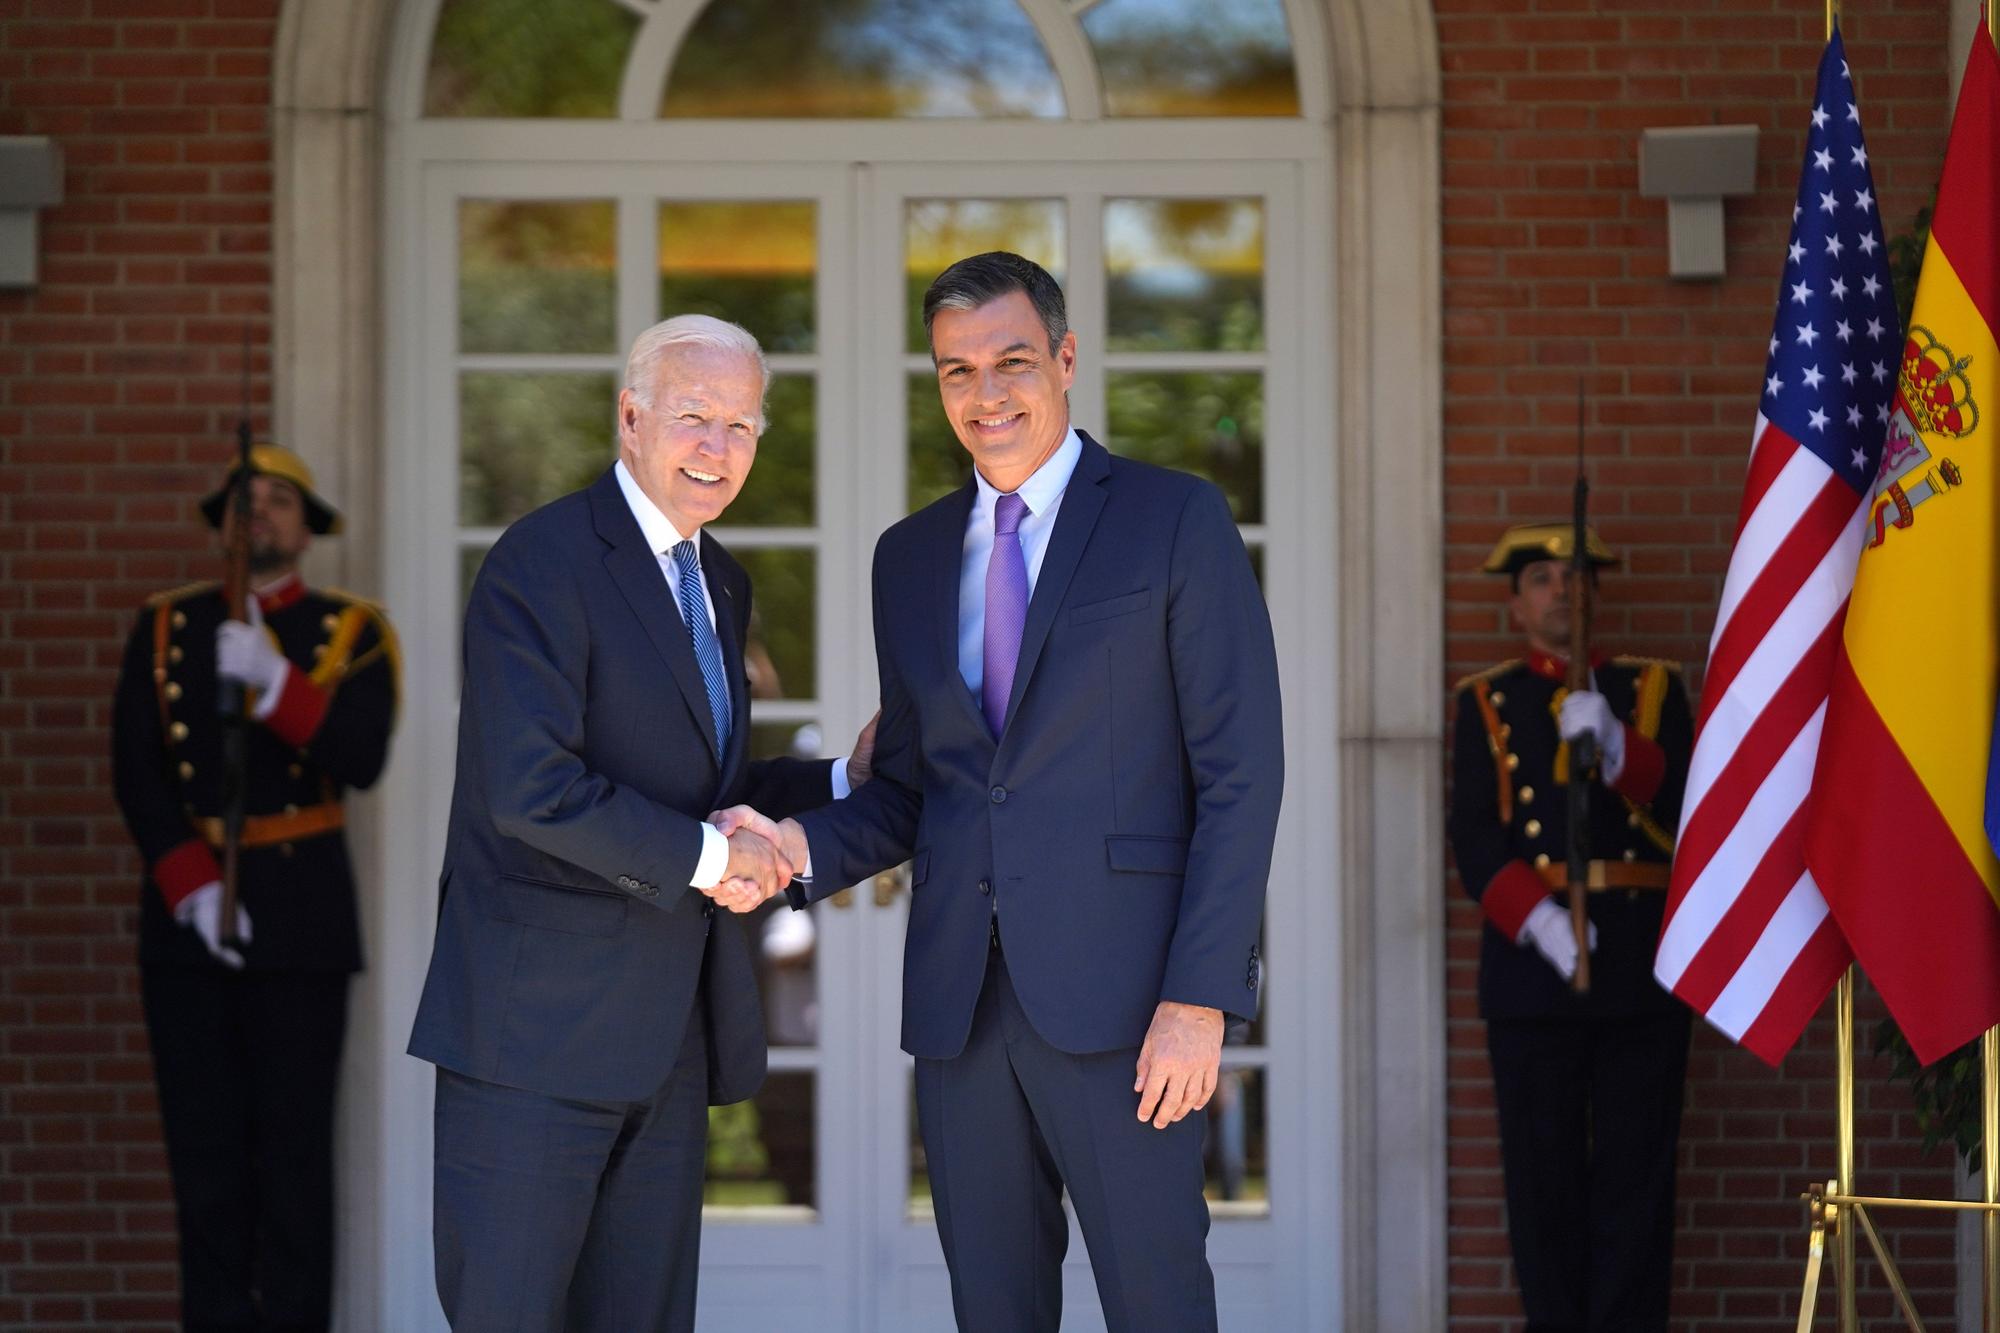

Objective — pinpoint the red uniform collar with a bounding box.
[254,572,306,615]
[1525,647,1607,682]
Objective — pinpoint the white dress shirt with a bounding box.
[612,461,846,890]
[957,426,1084,695]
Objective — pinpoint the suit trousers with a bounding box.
[431,992,709,1333]
[915,939,1216,1333]
[140,964,349,1333]
[1486,1007,1692,1333]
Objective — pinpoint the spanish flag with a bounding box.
[1803,25,2000,1066]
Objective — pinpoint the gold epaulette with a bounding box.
[1451,659,1522,696]
[1610,654,1684,675]
[318,588,402,706]
[144,579,220,608]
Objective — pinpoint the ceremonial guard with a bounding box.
[111,444,398,1332]
[1448,523,1695,1333]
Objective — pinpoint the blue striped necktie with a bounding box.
[670,540,732,755]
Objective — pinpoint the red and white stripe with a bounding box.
[1653,412,1867,1063]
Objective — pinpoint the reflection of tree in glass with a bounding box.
[1106,372,1264,523]
[729,376,815,528]
[460,374,619,528]
[460,201,617,354]
[906,373,974,513]
[426,0,637,117]
[734,549,816,701]
[904,200,1065,353]
[665,0,1063,119]
[1083,0,1299,117]
[1106,199,1263,352]
[659,202,817,354]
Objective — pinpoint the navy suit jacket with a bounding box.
[793,433,1284,1060]
[409,467,831,1103]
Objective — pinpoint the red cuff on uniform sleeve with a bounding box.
[1611,723,1665,805]
[153,838,222,911]
[262,669,330,749]
[1480,861,1552,941]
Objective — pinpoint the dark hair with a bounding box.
[920,251,1068,359]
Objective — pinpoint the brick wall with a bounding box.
[1,3,276,1328]
[0,0,1977,1327]
[1439,0,1964,1327]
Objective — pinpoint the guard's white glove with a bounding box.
[1558,690,1626,783]
[1518,896,1597,982]
[216,597,289,704]
[174,881,252,969]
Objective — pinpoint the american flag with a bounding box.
[1652,29,1897,1063]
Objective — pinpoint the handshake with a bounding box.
[702,807,808,914]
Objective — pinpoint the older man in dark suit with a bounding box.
[408,315,867,1332]
[716,253,1284,1332]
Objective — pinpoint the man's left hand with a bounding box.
[1557,690,1625,781]
[1133,1001,1224,1129]
[845,710,881,790]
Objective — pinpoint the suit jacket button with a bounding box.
[618,875,632,888]
[978,879,991,895]
[702,901,715,918]
[989,786,1008,804]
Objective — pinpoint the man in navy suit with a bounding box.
[408,315,870,1332]
[715,253,1284,1331]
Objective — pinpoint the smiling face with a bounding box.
[616,343,764,536]
[930,289,1077,495]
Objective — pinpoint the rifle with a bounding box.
[216,328,254,953]
[1565,380,1593,995]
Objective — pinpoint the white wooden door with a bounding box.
[390,154,1313,1331]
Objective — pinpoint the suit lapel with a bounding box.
[589,468,723,768]
[1002,433,1111,733]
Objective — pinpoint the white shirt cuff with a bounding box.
[829,757,851,801]
[250,662,288,721]
[691,822,729,889]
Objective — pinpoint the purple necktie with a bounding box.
[982,492,1030,736]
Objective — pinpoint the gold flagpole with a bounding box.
[1837,967,1859,1332]
[1826,0,1836,41]
[1984,1027,1999,1331]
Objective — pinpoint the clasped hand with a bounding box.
[702,807,808,914]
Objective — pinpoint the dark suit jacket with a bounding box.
[793,433,1284,1060]
[408,466,831,1104]
[1448,652,1695,1021]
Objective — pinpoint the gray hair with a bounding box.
[622,314,770,426]
[920,251,1068,361]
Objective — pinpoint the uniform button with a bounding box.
[169,646,184,665]
[1524,819,1542,839]
[989,786,1008,804]
[172,611,187,629]
[1518,785,1535,805]
[978,879,991,896]
[288,764,303,779]
[322,614,340,632]
[178,761,195,781]
[169,721,189,742]
[284,803,299,815]
[1490,691,1506,707]
[164,681,183,702]
[1626,812,1641,828]
[1534,852,1551,868]
[1623,849,1638,862]
[312,644,327,659]
[1506,753,1520,771]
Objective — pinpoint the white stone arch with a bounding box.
[270,1,1442,1325]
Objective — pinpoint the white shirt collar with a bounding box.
[973,426,1082,520]
[614,457,693,556]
